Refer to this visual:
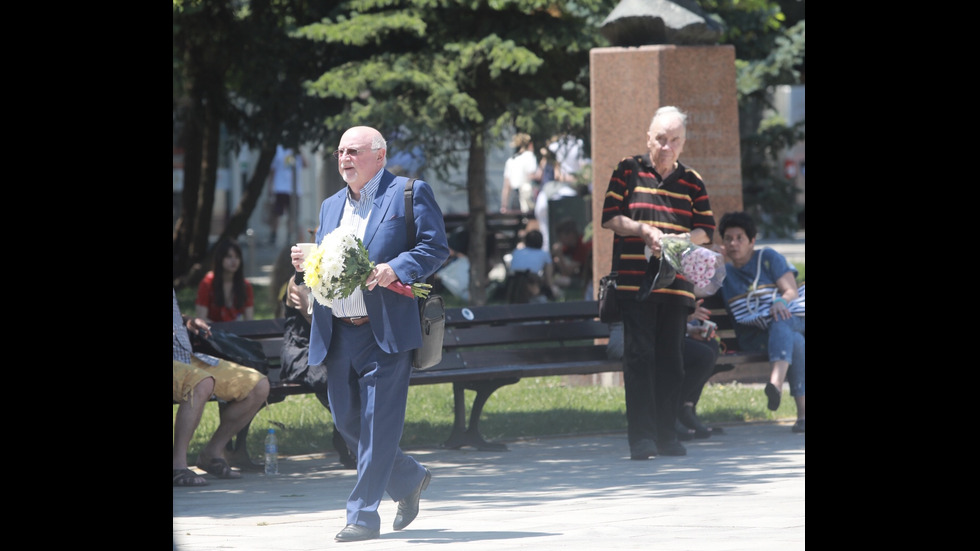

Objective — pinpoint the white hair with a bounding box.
[651,106,688,128]
[372,135,388,168]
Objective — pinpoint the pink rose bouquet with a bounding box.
[659,235,726,297]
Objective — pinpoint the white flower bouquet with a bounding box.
[303,228,431,308]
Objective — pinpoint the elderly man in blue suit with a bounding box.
[291,126,450,542]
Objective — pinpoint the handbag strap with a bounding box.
[404,178,417,250]
[403,178,435,287]
[746,248,775,314]
[749,247,765,291]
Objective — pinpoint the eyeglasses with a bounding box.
[332,147,373,160]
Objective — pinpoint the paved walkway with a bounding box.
[173,422,805,550]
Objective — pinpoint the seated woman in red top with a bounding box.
[196,239,255,322]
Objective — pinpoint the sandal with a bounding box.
[174,468,209,487]
[196,457,243,479]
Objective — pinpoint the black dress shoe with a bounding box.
[337,449,357,470]
[657,439,687,456]
[393,468,431,530]
[791,419,805,433]
[678,404,713,439]
[675,420,695,441]
[630,439,659,460]
[335,524,380,542]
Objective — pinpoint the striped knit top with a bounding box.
[600,155,715,306]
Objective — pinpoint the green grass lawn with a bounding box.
[175,377,796,460]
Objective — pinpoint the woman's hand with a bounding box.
[771,271,799,321]
[771,298,792,321]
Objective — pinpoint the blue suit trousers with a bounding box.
[326,320,428,530]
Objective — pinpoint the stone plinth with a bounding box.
[589,45,742,294]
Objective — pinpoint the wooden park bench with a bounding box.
[194,295,769,455]
[698,292,772,385]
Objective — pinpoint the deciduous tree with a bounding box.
[298,0,613,304]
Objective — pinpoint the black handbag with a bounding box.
[415,293,445,370]
[598,271,620,323]
[599,238,623,323]
[405,178,445,370]
[190,327,270,373]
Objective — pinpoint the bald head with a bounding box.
[336,126,388,191]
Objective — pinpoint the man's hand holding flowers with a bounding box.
[365,263,398,291]
[640,227,710,258]
[640,225,665,256]
[293,228,432,309]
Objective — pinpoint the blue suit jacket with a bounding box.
[307,171,450,366]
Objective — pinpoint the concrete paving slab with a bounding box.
[174,422,804,550]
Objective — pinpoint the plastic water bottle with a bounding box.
[264,428,279,476]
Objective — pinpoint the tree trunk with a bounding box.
[219,146,276,243]
[192,106,221,267]
[174,16,228,289]
[173,89,205,286]
[466,131,488,306]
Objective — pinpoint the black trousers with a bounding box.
[680,337,721,406]
[620,300,687,447]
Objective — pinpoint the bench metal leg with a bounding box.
[441,378,519,451]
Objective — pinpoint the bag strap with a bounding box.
[403,178,435,288]
[746,248,776,315]
[404,178,417,250]
[749,247,765,291]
